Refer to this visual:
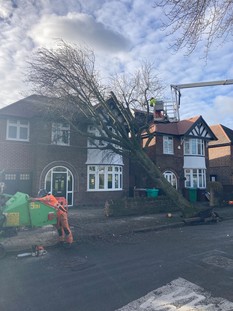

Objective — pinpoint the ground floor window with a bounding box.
[184,168,206,188]
[163,170,177,189]
[210,175,217,182]
[45,166,74,206]
[87,165,123,191]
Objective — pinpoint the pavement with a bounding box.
[1,203,233,255]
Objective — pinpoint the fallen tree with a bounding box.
[26,41,197,217]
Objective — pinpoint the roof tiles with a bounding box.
[154,116,201,135]
[209,124,233,146]
[0,95,49,118]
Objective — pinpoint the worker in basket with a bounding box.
[149,97,156,107]
[37,189,73,246]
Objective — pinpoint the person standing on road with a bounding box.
[37,189,73,246]
[56,201,73,246]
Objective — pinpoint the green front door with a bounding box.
[52,173,66,197]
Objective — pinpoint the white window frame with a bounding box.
[184,138,205,156]
[7,119,29,141]
[45,166,74,206]
[163,170,177,189]
[87,125,121,150]
[184,168,206,188]
[51,122,70,146]
[87,125,107,148]
[163,136,174,154]
[87,165,123,191]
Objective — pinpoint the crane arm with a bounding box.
[171,79,233,91]
[171,79,233,110]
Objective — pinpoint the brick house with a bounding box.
[0,95,129,206]
[208,124,233,199]
[131,115,216,201]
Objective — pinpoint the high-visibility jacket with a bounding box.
[36,194,73,244]
[37,194,59,207]
[149,97,156,107]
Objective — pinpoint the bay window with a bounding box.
[184,138,205,156]
[87,125,118,148]
[184,169,206,188]
[87,165,122,191]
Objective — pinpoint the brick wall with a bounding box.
[104,196,179,217]
[0,116,129,204]
[133,135,185,190]
[209,145,232,185]
[0,118,34,171]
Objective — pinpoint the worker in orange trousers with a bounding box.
[37,189,73,246]
[56,202,73,245]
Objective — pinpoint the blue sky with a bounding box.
[1,0,233,128]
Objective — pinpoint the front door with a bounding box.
[52,173,66,198]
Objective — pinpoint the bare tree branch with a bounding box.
[156,0,233,55]
[26,41,195,216]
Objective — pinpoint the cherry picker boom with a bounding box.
[171,79,233,109]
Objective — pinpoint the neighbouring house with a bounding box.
[131,114,217,201]
[0,95,129,206]
[208,124,233,199]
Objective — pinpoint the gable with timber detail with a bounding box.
[187,121,212,139]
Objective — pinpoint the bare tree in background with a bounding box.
[157,0,233,54]
[26,41,196,216]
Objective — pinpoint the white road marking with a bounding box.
[116,278,233,310]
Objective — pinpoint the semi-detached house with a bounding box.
[132,115,217,201]
[0,94,218,206]
[0,95,129,207]
[208,124,233,199]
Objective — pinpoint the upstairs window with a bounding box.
[7,119,29,141]
[163,136,174,154]
[51,122,70,146]
[184,138,204,156]
[87,125,119,149]
[87,125,106,148]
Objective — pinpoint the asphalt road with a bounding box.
[1,219,233,311]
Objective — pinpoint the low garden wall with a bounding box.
[104,196,180,217]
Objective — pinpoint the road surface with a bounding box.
[1,219,233,310]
